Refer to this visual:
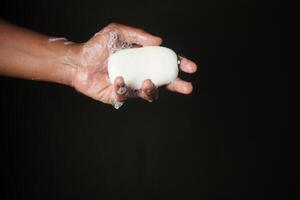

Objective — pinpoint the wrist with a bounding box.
[46,40,81,86]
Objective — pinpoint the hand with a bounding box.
[70,23,197,108]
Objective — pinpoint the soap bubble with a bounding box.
[111,99,124,109]
[48,37,68,42]
[107,32,119,53]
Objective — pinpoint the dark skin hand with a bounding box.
[0,21,197,107]
[72,23,197,105]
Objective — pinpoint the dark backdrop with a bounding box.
[0,0,290,199]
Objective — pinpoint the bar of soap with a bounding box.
[108,46,178,89]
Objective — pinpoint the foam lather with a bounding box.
[108,46,179,90]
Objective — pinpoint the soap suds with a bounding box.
[48,37,74,46]
[111,99,124,109]
[107,32,119,54]
[48,37,68,42]
[63,41,74,45]
[120,41,132,49]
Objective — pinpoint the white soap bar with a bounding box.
[108,46,179,90]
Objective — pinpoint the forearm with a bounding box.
[0,20,79,86]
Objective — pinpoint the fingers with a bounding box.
[138,79,159,101]
[114,76,193,105]
[114,76,128,102]
[172,56,197,94]
[166,78,193,94]
[114,77,159,103]
[179,56,198,73]
[109,23,162,46]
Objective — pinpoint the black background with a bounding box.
[0,0,291,199]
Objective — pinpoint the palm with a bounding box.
[73,66,114,104]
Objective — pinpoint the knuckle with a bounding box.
[134,27,146,34]
[107,22,119,28]
[136,27,145,32]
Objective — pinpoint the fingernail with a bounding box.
[188,65,194,72]
[148,82,155,92]
[117,86,127,95]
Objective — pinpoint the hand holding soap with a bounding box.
[108,46,179,90]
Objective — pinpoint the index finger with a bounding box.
[111,23,162,46]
